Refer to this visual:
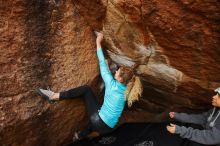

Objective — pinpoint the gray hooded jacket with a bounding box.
[174,87,220,145]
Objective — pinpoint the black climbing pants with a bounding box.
[60,85,113,138]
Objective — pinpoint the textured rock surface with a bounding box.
[0,0,220,146]
[102,0,220,112]
[0,0,100,145]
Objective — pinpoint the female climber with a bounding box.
[36,32,143,142]
[167,87,220,146]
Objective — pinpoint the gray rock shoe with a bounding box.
[36,88,56,104]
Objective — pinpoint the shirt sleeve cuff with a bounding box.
[174,112,180,120]
[175,125,181,134]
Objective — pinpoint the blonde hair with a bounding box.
[120,67,143,107]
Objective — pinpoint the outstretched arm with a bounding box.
[96,32,102,50]
[167,123,220,145]
[96,32,114,86]
[169,111,211,126]
[176,125,220,145]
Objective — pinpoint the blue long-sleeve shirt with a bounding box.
[97,48,126,128]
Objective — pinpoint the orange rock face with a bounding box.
[102,0,220,111]
[0,0,100,145]
[0,0,220,145]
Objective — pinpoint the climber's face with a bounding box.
[115,68,123,83]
